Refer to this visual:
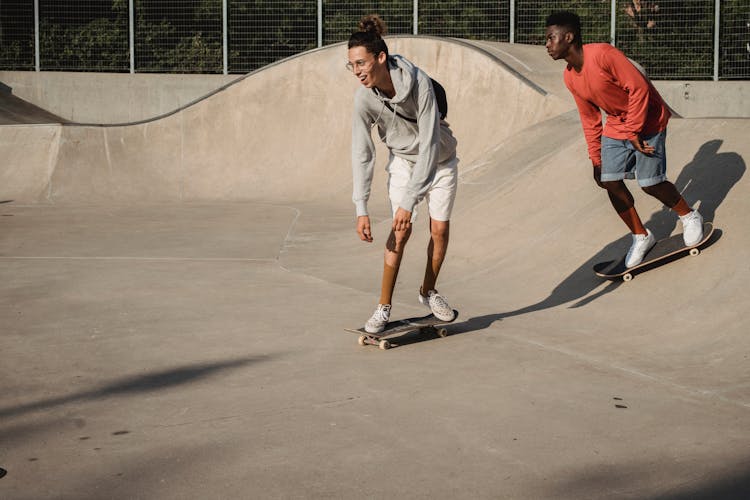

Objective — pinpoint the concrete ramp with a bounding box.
[0,37,570,205]
[2,38,750,499]
[0,91,67,125]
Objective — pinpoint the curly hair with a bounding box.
[348,14,389,57]
[546,11,583,47]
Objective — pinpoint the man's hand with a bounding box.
[357,215,373,242]
[392,207,412,233]
[629,136,655,155]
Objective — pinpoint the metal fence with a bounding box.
[0,1,747,79]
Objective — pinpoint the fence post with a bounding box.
[34,0,40,71]
[509,0,514,43]
[129,0,135,73]
[713,0,720,81]
[318,0,323,47]
[223,0,228,74]
[610,0,617,46]
[413,0,418,35]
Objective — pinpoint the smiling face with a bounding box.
[347,46,387,89]
[545,25,573,61]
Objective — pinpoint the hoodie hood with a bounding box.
[379,55,417,105]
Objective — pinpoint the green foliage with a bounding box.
[1,0,747,78]
[720,0,750,79]
[135,0,223,73]
[40,16,129,72]
[616,0,714,79]
[419,1,510,40]
[515,0,610,45]
[324,1,413,45]
[229,0,317,73]
[0,40,34,71]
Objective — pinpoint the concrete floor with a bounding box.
[1,39,750,499]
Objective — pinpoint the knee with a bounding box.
[387,229,411,253]
[430,220,450,241]
[641,181,666,197]
[598,180,621,192]
[593,171,614,190]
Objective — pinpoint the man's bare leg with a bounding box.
[421,218,450,294]
[379,227,411,305]
[642,181,692,216]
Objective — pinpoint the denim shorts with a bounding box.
[601,129,667,187]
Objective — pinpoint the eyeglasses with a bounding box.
[345,57,375,73]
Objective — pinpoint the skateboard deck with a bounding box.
[594,222,714,281]
[345,310,459,350]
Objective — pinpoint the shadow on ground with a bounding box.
[450,139,745,336]
[0,356,268,420]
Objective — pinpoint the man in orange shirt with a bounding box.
[545,11,703,267]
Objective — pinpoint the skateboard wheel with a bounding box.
[622,273,633,282]
[379,340,391,350]
[437,328,448,338]
[358,335,367,346]
[690,248,700,256]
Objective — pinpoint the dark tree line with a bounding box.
[0,0,747,78]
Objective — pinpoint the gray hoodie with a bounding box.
[351,55,458,217]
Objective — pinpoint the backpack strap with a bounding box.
[382,100,417,124]
[372,77,447,124]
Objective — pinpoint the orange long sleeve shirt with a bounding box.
[564,43,670,166]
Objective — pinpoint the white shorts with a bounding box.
[386,154,458,222]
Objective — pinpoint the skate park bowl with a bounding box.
[2,37,750,498]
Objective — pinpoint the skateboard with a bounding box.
[593,222,714,282]
[345,310,459,350]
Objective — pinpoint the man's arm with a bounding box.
[570,90,605,166]
[351,95,376,218]
[604,47,652,141]
[398,74,440,214]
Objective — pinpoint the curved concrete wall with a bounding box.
[0,71,237,124]
[0,38,570,204]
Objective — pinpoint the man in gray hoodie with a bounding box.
[348,15,459,334]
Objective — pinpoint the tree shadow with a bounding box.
[452,139,745,335]
[546,455,750,500]
[652,465,750,499]
[0,356,268,420]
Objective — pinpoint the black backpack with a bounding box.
[381,77,448,122]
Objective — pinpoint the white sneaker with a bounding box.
[680,210,704,247]
[418,289,455,322]
[365,304,391,333]
[625,229,656,268]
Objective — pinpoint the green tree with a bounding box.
[228,0,317,73]
[617,0,714,79]
[720,0,750,79]
[323,1,413,45]
[419,1,510,41]
[515,0,611,46]
[135,0,223,73]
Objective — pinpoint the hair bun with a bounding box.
[359,14,387,37]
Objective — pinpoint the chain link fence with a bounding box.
[419,1,510,40]
[230,1,317,73]
[515,0,610,46]
[324,1,413,45]
[720,0,750,79]
[0,0,35,70]
[38,0,129,72]
[616,0,716,79]
[1,0,748,79]
[136,0,223,73]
